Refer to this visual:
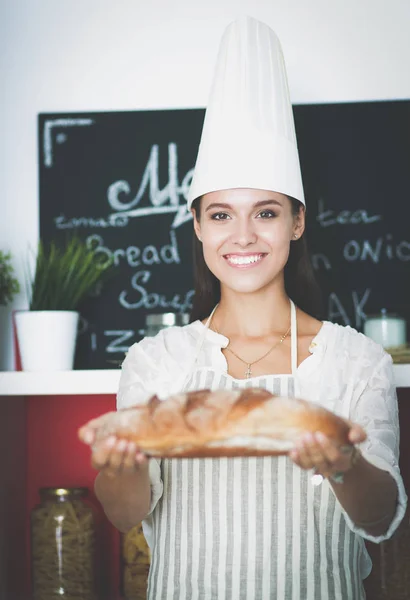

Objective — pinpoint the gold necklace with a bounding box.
[213,320,291,379]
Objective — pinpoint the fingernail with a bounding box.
[117,439,127,451]
[316,432,326,443]
[83,431,93,444]
[106,436,116,447]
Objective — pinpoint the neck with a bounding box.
[215,287,292,338]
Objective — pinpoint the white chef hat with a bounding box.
[187,16,305,209]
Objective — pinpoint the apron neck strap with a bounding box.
[183,300,297,384]
[290,299,298,376]
[179,304,218,387]
[206,300,298,376]
[204,304,218,329]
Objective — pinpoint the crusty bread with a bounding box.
[79,388,352,458]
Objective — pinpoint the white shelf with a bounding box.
[393,364,410,389]
[0,369,121,396]
[0,365,410,396]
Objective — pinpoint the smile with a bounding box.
[224,253,267,268]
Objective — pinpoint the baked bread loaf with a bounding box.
[79,388,353,458]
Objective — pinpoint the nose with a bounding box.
[232,217,257,247]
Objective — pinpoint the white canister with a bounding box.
[145,313,190,337]
[15,310,79,371]
[364,309,406,349]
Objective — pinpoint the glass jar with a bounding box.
[121,523,151,599]
[31,487,97,600]
[364,309,406,348]
[145,312,190,337]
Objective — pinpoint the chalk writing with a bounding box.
[328,289,371,328]
[86,231,181,269]
[43,118,94,168]
[312,253,332,271]
[343,235,410,263]
[316,198,382,227]
[119,270,194,313]
[104,330,135,353]
[107,143,194,229]
[55,214,128,229]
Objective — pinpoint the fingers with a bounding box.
[122,441,137,470]
[108,439,128,470]
[348,423,367,444]
[315,432,343,464]
[289,432,355,479]
[90,436,147,475]
[78,425,95,445]
[122,442,148,469]
[78,415,148,475]
[341,418,367,444]
[91,436,116,470]
[78,415,109,445]
[78,412,116,445]
[314,432,351,478]
[290,433,331,478]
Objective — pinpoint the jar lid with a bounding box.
[39,487,88,498]
[145,313,190,327]
[365,309,403,320]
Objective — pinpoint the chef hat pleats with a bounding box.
[187,16,305,208]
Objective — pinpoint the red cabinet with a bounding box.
[1,372,409,600]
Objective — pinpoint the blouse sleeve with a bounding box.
[116,333,178,515]
[345,351,408,542]
[117,331,182,409]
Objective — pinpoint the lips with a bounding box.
[224,253,267,268]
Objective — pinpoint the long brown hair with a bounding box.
[189,195,324,322]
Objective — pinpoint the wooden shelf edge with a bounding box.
[0,369,121,396]
[1,364,409,396]
[394,364,410,389]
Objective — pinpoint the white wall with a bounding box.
[1,0,409,370]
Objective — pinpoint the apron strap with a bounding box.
[290,299,298,377]
[180,301,297,387]
[178,304,218,389]
[195,304,218,358]
[204,304,218,330]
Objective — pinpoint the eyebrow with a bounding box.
[205,199,283,212]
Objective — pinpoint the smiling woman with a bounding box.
[82,16,407,600]
[190,191,323,322]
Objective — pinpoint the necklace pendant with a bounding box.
[245,364,252,379]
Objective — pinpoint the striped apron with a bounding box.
[145,302,366,599]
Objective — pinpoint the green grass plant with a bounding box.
[28,237,112,311]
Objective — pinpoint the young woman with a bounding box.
[80,16,406,600]
[81,187,406,599]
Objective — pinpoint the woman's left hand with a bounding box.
[289,422,367,480]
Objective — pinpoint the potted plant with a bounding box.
[15,236,112,372]
[0,251,20,306]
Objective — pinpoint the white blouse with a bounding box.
[117,319,407,550]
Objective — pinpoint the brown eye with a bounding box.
[211,212,230,220]
[257,210,277,219]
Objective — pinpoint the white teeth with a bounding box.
[227,254,263,265]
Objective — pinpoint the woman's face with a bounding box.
[192,188,305,295]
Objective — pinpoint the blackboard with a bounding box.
[39,100,410,369]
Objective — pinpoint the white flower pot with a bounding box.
[15,310,79,372]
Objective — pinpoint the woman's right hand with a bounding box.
[78,423,148,478]
[79,421,152,529]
